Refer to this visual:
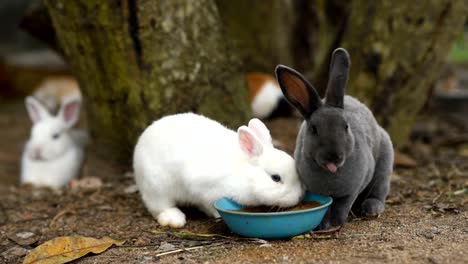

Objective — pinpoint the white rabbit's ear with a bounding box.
[248,118,272,146]
[238,126,263,159]
[58,99,81,129]
[25,96,50,123]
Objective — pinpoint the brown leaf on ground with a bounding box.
[394,151,417,167]
[69,177,103,191]
[423,203,460,215]
[22,235,124,264]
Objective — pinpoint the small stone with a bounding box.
[394,151,417,167]
[1,246,29,260]
[8,231,38,246]
[1,238,11,246]
[124,184,139,194]
[134,236,151,246]
[97,205,113,211]
[158,241,176,251]
[69,177,103,191]
[16,232,34,240]
[431,227,441,235]
[423,232,435,239]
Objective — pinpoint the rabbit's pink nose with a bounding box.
[32,147,42,160]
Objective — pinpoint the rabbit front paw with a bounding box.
[157,208,186,228]
[361,198,385,217]
[317,219,332,231]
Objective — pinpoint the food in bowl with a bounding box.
[232,201,322,213]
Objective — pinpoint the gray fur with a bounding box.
[276,48,394,230]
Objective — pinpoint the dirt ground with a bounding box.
[0,99,467,264]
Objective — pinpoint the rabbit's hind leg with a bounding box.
[360,132,393,216]
[141,190,187,228]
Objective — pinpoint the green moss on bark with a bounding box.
[215,0,294,73]
[337,0,468,147]
[45,0,250,163]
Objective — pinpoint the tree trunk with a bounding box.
[249,0,466,148]
[298,1,467,147]
[214,0,350,81]
[336,0,468,147]
[289,0,350,80]
[215,0,295,73]
[45,0,250,162]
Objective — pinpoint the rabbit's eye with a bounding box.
[52,133,60,140]
[345,124,349,131]
[311,125,318,135]
[271,174,282,183]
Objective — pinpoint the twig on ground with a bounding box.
[150,230,268,244]
[341,233,381,238]
[432,192,443,204]
[156,245,205,257]
[155,242,227,257]
[49,207,77,228]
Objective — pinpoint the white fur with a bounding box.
[21,96,85,190]
[133,113,303,228]
[251,82,283,119]
[21,141,84,190]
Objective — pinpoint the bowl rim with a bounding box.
[214,193,333,216]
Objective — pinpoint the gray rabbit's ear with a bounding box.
[325,48,350,109]
[275,65,322,118]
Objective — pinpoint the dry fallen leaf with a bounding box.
[23,235,124,264]
[394,151,417,167]
[291,233,312,240]
[69,177,103,191]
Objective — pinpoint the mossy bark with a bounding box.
[215,0,295,73]
[247,0,466,148]
[336,0,468,147]
[289,0,350,79]
[214,0,350,79]
[45,0,250,163]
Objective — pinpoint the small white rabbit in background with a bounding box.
[246,73,293,119]
[33,76,82,114]
[21,96,86,190]
[133,113,304,228]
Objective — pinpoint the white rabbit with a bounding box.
[33,76,82,114]
[21,96,85,190]
[246,73,292,119]
[133,113,304,228]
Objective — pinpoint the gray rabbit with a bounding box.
[275,48,394,230]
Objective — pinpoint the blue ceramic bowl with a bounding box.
[214,192,332,239]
